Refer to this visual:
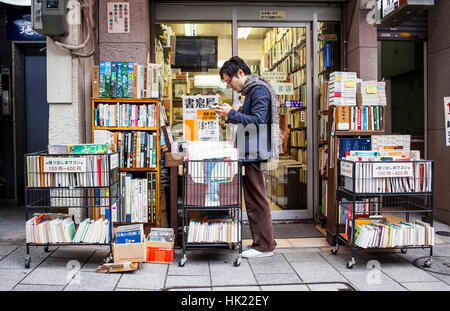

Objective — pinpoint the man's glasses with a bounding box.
[224,75,234,88]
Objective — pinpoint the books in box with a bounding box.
[115,224,144,244]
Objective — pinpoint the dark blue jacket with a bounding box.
[226,85,272,162]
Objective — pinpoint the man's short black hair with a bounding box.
[220,56,252,80]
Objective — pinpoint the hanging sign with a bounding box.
[444,97,450,146]
[274,83,294,95]
[284,100,303,108]
[182,95,220,142]
[107,2,130,33]
[43,158,87,173]
[260,11,286,20]
[261,71,287,81]
[318,33,338,42]
[323,42,332,68]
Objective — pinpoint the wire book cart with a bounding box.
[332,159,434,269]
[179,159,243,267]
[24,151,121,268]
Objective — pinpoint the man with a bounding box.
[214,56,282,258]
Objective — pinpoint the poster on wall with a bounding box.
[444,97,450,146]
[107,2,130,33]
[182,95,220,142]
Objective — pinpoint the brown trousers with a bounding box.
[243,161,277,252]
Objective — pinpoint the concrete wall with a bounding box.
[345,0,378,80]
[427,0,450,225]
[98,0,150,65]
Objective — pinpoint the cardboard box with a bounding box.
[112,242,147,263]
[146,239,174,264]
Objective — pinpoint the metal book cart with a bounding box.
[179,159,243,267]
[332,159,434,269]
[24,151,121,268]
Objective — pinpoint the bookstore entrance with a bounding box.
[236,23,313,220]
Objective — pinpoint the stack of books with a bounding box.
[187,220,240,244]
[328,72,357,106]
[26,214,76,244]
[115,224,144,244]
[354,220,434,248]
[94,103,157,127]
[73,218,110,243]
[356,80,387,106]
[148,228,174,242]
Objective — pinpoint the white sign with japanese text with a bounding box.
[43,157,87,173]
[372,162,413,178]
[261,71,287,81]
[341,161,354,178]
[107,2,130,33]
[182,95,220,142]
[444,97,450,146]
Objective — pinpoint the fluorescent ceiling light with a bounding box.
[194,75,226,88]
[238,28,252,40]
[184,24,197,36]
[0,0,30,5]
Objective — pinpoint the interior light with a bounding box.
[0,0,30,5]
[184,24,197,36]
[194,75,226,88]
[238,28,252,40]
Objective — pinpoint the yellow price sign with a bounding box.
[345,79,355,88]
[197,110,217,121]
[335,75,343,81]
[366,85,377,94]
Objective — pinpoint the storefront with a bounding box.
[152,2,343,222]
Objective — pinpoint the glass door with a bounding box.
[237,23,313,220]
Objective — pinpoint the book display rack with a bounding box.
[331,159,434,269]
[91,98,161,229]
[179,159,243,267]
[24,152,121,268]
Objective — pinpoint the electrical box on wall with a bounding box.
[1,68,11,116]
[32,0,68,37]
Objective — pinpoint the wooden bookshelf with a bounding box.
[91,97,161,226]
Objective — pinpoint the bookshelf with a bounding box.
[332,159,434,269]
[91,97,161,229]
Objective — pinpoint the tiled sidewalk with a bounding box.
[1,236,449,291]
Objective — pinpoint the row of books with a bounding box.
[94,103,158,128]
[94,130,157,169]
[118,172,158,223]
[290,148,307,165]
[357,80,387,106]
[354,220,434,248]
[290,130,306,148]
[26,154,112,188]
[328,71,357,106]
[187,220,240,244]
[93,62,161,99]
[321,179,328,217]
[263,27,306,55]
[289,109,307,129]
[340,159,432,193]
[26,214,110,244]
[334,105,384,131]
[338,197,380,225]
[319,114,329,141]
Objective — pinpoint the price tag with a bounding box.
[366,85,377,94]
[43,157,87,173]
[335,75,343,81]
[345,79,355,88]
[373,162,413,178]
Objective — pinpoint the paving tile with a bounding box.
[80,249,111,272]
[20,257,81,286]
[255,273,302,285]
[283,250,327,263]
[117,263,168,290]
[274,239,293,248]
[320,251,374,271]
[0,269,29,291]
[0,245,20,256]
[49,246,97,262]
[115,287,157,291]
[308,283,354,291]
[290,261,348,283]
[212,285,260,291]
[169,252,210,276]
[12,284,64,291]
[400,281,450,291]
[210,259,257,286]
[380,264,440,283]
[64,271,121,291]
[260,284,309,291]
[0,245,53,271]
[164,275,211,289]
[247,254,294,274]
[341,269,407,291]
[287,238,329,248]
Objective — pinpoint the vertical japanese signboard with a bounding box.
[182,95,220,141]
[444,97,450,146]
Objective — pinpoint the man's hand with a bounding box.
[213,103,232,118]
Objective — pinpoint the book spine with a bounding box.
[105,62,111,98]
[92,65,99,98]
[122,62,128,98]
[117,62,123,98]
[99,62,106,97]
[128,62,134,98]
[111,62,117,98]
